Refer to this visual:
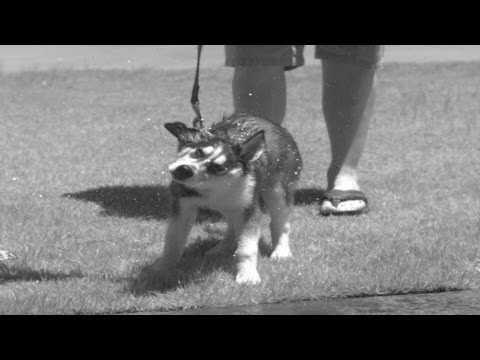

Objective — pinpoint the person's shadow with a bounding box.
[63,184,324,294]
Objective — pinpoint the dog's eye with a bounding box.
[207,163,226,175]
[193,148,204,158]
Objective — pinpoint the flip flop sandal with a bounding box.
[0,250,17,262]
[320,189,369,216]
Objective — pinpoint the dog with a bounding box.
[145,113,302,286]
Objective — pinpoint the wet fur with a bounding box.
[146,113,302,286]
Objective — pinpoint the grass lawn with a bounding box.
[0,63,479,314]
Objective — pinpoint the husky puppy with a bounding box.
[149,113,302,285]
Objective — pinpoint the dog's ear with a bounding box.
[235,130,265,163]
[164,122,189,140]
[164,122,188,138]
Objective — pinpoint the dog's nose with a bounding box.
[171,165,194,181]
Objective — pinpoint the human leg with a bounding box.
[316,45,383,214]
[226,45,305,125]
[232,66,286,124]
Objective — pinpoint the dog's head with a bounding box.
[164,121,265,189]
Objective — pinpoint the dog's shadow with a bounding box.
[63,184,325,222]
[64,184,324,294]
[126,231,274,295]
[63,185,224,223]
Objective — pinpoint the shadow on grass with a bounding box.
[63,185,325,221]
[294,187,325,205]
[64,185,324,294]
[63,185,224,223]
[0,264,84,283]
[126,232,274,295]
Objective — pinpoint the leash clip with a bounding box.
[191,96,203,129]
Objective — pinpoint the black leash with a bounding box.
[191,45,204,129]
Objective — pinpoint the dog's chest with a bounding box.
[189,174,256,212]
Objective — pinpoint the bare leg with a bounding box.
[321,59,376,213]
[232,66,286,124]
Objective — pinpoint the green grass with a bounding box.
[0,63,479,314]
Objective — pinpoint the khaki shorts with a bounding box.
[225,45,384,70]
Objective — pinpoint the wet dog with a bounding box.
[145,113,302,286]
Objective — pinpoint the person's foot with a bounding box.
[320,189,368,216]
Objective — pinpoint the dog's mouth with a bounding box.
[169,168,208,188]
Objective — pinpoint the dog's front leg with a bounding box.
[156,200,197,270]
[140,199,197,289]
[234,208,262,285]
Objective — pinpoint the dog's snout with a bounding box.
[171,165,194,181]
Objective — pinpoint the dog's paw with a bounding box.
[270,245,292,261]
[132,263,176,294]
[235,267,261,285]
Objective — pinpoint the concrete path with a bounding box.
[1,45,480,73]
[139,289,480,315]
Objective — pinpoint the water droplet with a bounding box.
[12,177,17,181]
